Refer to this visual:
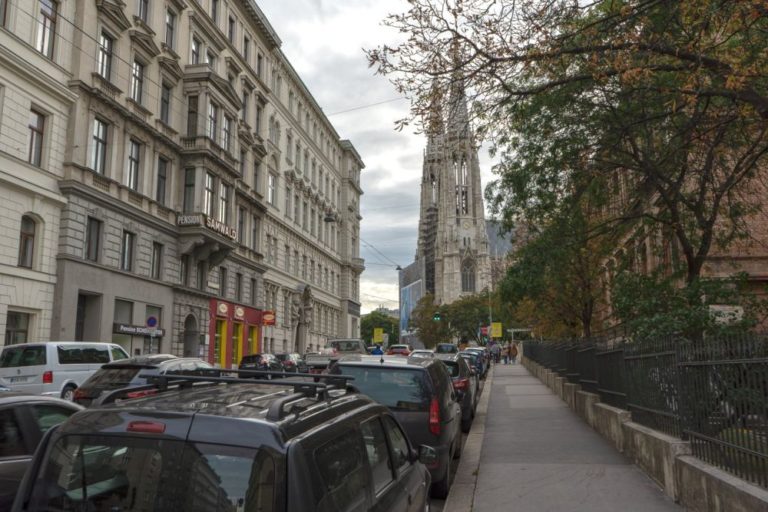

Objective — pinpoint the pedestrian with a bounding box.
[491,343,500,364]
[371,344,383,355]
[502,344,509,364]
[510,342,519,364]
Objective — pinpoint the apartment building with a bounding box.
[0,0,363,364]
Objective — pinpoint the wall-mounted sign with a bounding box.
[113,323,165,337]
[217,302,229,316]
[177,213,237,241]
[234,306,245,320]
[347,301,361,317]
[262,311,276,326]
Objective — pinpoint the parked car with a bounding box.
[72,355,213,407]
[464,347,490,376]
[410,349,434,359]
[305,339,369,373]
[0,379,11,392]
[459,350,486,380]
[386,344,413,356]
[328,354,463,498]
[239,353,284,377]
[435,343,459,354]
[435,354,478,432]
[275,353,308,373]
[11,373,435,512]
[0,342,129,400]
[0,393,82,509]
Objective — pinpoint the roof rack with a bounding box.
[99,371,357,418]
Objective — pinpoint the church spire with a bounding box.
[447,39,470,139]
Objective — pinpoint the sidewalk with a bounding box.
[449,363,680,512]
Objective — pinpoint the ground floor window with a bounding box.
[4,311,30,345]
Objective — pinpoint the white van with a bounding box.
[0,342,129,400]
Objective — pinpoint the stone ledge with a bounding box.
[592,402,631,453]
[553,375,565,400]
[676,455,768,512]
[563,382,579,410]
[574,390,600,428]
[622,421,691,500]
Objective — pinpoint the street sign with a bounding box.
[373,328,384,343]
[146,316,158,328]
[491,322,502,338]
[480,326,489,336]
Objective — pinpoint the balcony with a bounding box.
[181,135,237,170]
[351,257,365,272]
[91,73,122,102]
[177,212,238,267]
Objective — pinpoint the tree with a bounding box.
[409,294,452,348]
[368,1,768,330]
[360,310,399,346]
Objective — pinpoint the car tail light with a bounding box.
[126,389,158,399]
[42,371,53,384]
[284,360,295,367]
[429,397,441,436]
[127,421,165,434]
[453,377,469,391]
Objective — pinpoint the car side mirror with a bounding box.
[418,445,438,466]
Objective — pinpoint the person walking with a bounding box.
[510,342,519,364]
[371,344,384,355]
[491,343,501,364]
[502,343,509,364]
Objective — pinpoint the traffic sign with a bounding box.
[146,316,158,328]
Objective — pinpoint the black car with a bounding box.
[328,355,463,498]
[275,353,308,373]
[435,343,459,354]
[12,372,434,512]
[435,354,478,433]
[239,353,284,376]
[73,354,213,407]
[459,351,486,380]
[0,394,81,509]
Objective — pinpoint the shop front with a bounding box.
[207,300,264,368]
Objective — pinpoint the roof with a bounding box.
[105,354,178,366]
[335,354,433,369]
[0,392,83,409]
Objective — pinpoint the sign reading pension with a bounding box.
[177,213,237,240]
[113,323,165,337]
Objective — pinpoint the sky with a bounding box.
[259,0,497,314]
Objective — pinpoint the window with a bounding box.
[222,115,233,151]
[165,9,176,48]
[237,207,245,244]
[183,169,195,213]
[267,174,276,205]
[0,409,26,457]
[243,35,250,61]
[196,260,206,290]
[151,242,163,279]
[255,104,262,135]
[227,16,235,43]
[285,187,292,218]
[361,419,394,493]
[137,0,148,23]
[310,208,316,237]
[256,53,263,78]
[0,0,7,27]
[293,194,300,223]
[187,95,198,136]
[219,267,227,297]
[18,215,35,268]
[156,157,168,205]
[36,0,57,59]
[130,61,144,104]
[461,259,476,293]
[211,0,218,23]
[127,140,141,191]
[97,32,113,80]
[235,273,242,302]
[251,215,259,251]
[206,49,217,70]
[180,254,189,286]
[191,37,201,64]
[253,160,260,191]
[120,231,135,271]
[218,182,230,223]
[383,415,411,475]
[284,245,291,271]
[28,110,45,167]
[240,150,247,175]
[160,83,171,124]
[250,278,257,305]
[203,172,215,216]
[241,90,249,122]
[293,250,299,274]
[302,201,308,230]
[85,217,102,262]
[207,102,218,141]
[314,430,368,511]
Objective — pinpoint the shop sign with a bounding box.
[347,301,361,317]
[262,311,276,325]
[217,302,229,316]
[177,213,237,241]
[113,323,165,337]
[234,306,245,320]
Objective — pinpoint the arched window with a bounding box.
[461,259,475,293]
[18,215,36,268]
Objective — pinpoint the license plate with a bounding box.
[9,376,27,383]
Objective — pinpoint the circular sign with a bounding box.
[218,303,229,315]
[146,316,158,328]
[235,306,245,319]
[262,312,276,325]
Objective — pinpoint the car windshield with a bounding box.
[337,366,431,411]
[27,435,278,512]
[435,344,457,354]
[0,346,46,367]
[460,353,479,364]
[328,341,362,352]
[84,368,144,388]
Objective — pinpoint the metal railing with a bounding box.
[524,334,768,489]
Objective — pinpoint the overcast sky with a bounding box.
[259,0,496,314]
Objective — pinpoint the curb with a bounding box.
[442,364,495,512]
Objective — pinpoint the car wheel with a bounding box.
[61,385,76,401]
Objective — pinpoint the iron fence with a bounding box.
[524,334,768,489]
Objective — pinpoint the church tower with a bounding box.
[414,80,490,305]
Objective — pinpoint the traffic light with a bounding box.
[432,312,441,321]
